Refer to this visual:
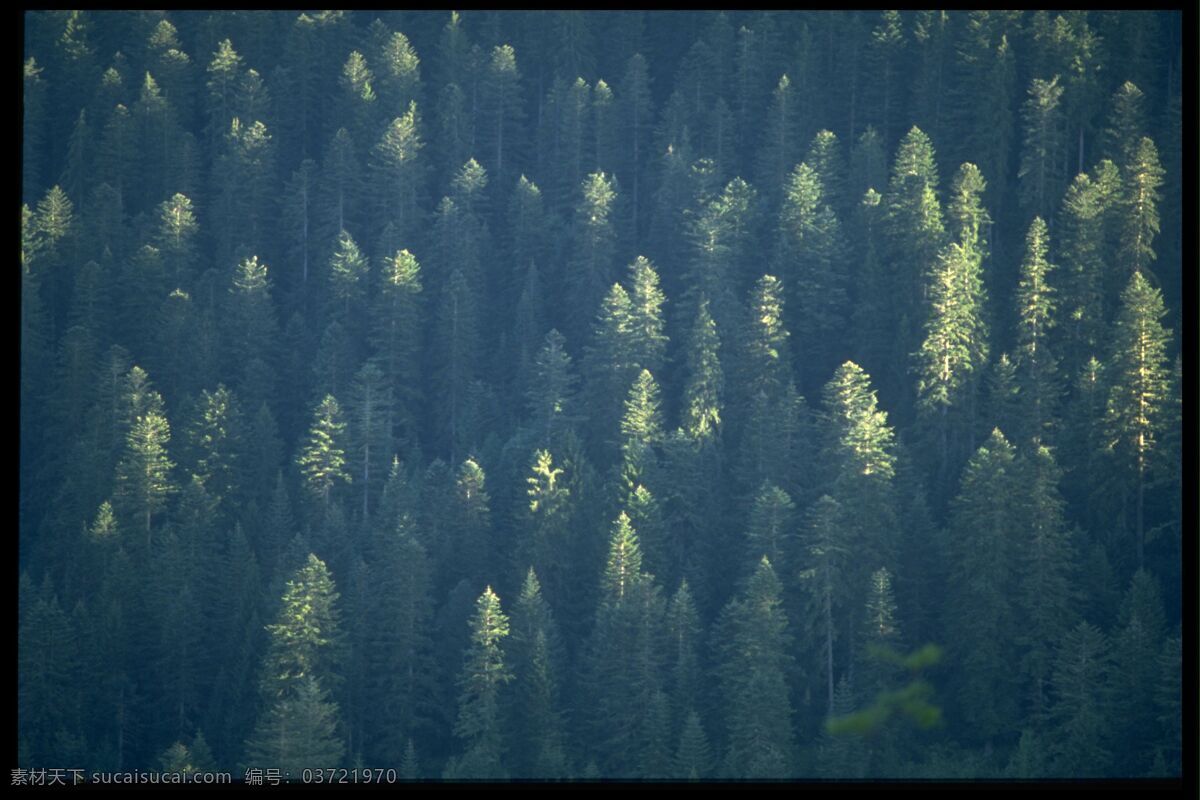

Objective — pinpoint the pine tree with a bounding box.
[451,587,513,779]
[626,256,668,377]
[567,172,618,340]
[674,710,711,780]
[327,229,369,328]
[822,361,897,483]
[799,495,849,720]
[1108,569,1167,776]
[333,50,378,153]
[1048,622,1112,776]
[776,162,848,390]
[914,163,989,490]
[1153,632,1181,775]
[376,29,423,116]
[114,403,176,548]
[368,102,425,247]
[1117,136,1164,279]
[184,384,246,523]
[1104,271,1171,569]
[1056,172,1107,376]
[525,330,580,448]
[259,553,345,702]
[154,192,199,289]
[682,298,724,441]
[945,430,1020,745]
[582,282,638,459]
[18,576,81,766]
[1013,216,1061,445]
[371,247,423,450]
[718,557,796,778]
[319,128,363,247]
[858,567,903,690]
[743,483,796,576]
[245,675,346,773]
[1019,76,1067,224]
[205,38,243,156]
[665,580,702,736]
[347,361,393,518]
[755,74,799,207]
[480,44,526,186]
[432,267,481,464]
[450,457,494,591]
[583,511,665,778]
[362,514,435,766]
[619,369,664,484]
[1101,81,1145,168]
[739,274,792,403]
[507,569,568,779]
[297,395,350,506]
[680,175,755,344]
[1014,446,1078,725]
[884,127,946,367]
[618,53,653,239]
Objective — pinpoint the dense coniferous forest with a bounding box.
[20,10,1184,781]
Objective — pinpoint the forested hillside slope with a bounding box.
[20,10,1183,780]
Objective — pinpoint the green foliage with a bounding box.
[674,710,711,780]
[15,9,1181,780]
[1118,136,1164,277]
[1019,76,1067,223]
[946,430,1020,743]
[297,395,350,505]
[1104,271,1171,567]
[452,587,512,779]
[114,402,176,543]
[718,557,796,778]
[743,483,795,574]
[1048,622,1112,776]
[245,675,345,774]
[682,299,724,441]
[1014,216,1061,444]
[260,553,345,702]
[525,330,580,447]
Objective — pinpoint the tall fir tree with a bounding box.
[1104,271,1171,569]
[717,556,796,778]
[450,587,513,779]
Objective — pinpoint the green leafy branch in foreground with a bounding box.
[826,644,943,737]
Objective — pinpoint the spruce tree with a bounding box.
[776,162,848,390]
[507,569,568,779]
[626,257,668,378]
[1013,216,1061,445]
[259,553,345,702]
[371,248,423,450]
[1014,446,1078,725]
[743,483,796,576]
[799,496,850,721]
[1104,271,1171,568]
[718,557,796,778]
[945,430,1020,745]
[1018,76,1067,224]
[368,102,425,247]
[567,172,618,340]
[297,395,350,507]
[1117,136,1164,279]
[1048,621,1112,776]
[362,515,435,766]
[682,298,724,441]
[114,403,176,548]
[451,587,513,779]
[245,675,346,774]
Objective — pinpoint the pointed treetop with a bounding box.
[603,511,644,603]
